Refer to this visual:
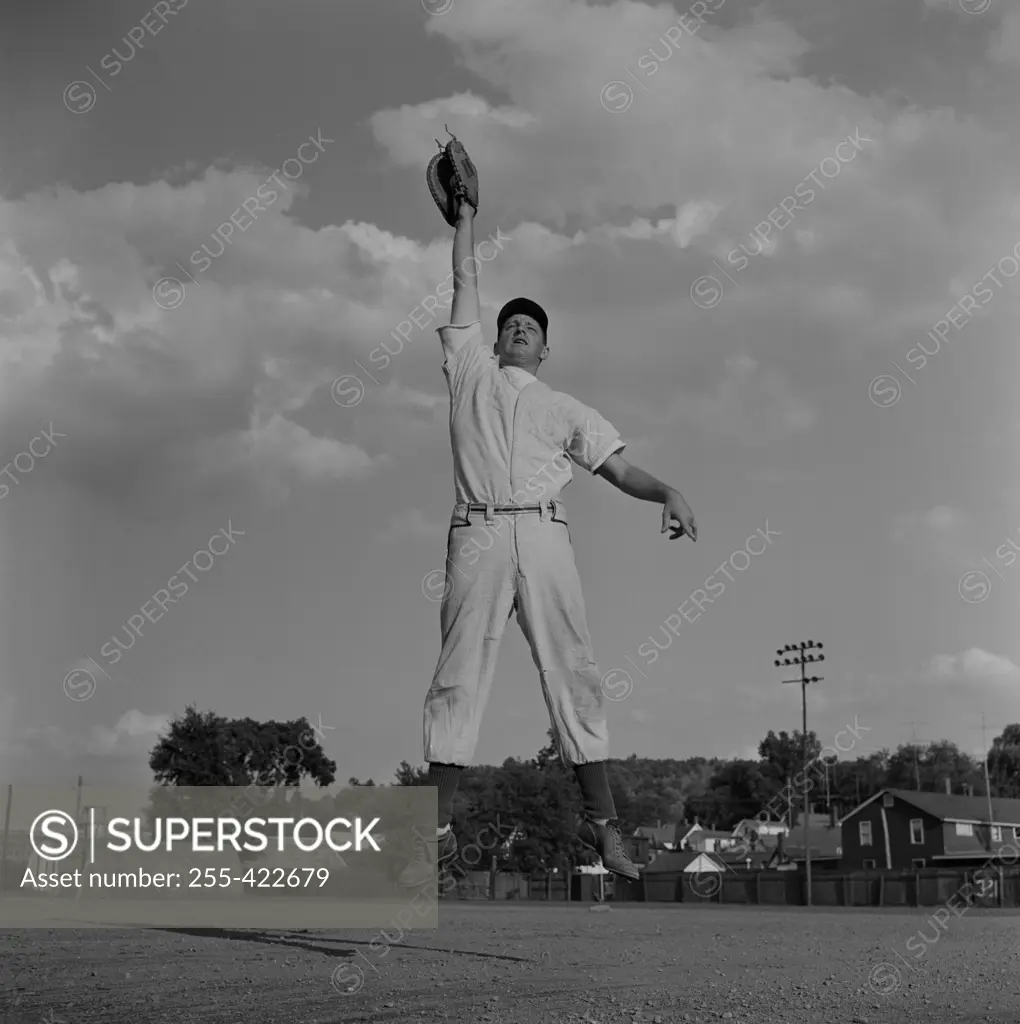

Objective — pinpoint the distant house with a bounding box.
[676,824,706,849]
[677,822,742,852]
[638,848,724,901]
[643,848,726,877]
[732,818,788,844]
[718,848,774,871]
[733,817,788,835]
[686,829,740,854]
[768,809,843,870]
[839,788,1020,871]
[634,824,679,851]
[622,833,654,867]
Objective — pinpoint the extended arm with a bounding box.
[450,202,480,326]
[595,451,697,540]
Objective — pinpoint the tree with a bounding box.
[688,760,770,829]
[836,751,889,808]
[146,706,337,860]
[524,732,585,869]
[148,706,245,786]
[758,730,821,782]
[393,760,429,786]
[450,765,509,876]
[499,760,581,871]
[989,725,1020,798]
[887,740,978,793]
[149,706,337,789]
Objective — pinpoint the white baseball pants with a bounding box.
[423,501,609,767]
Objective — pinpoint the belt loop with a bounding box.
[538,501,549,522]
[484,503,494,526]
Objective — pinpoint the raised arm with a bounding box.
[450,201,481,326]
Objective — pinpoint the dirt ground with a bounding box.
[3,901,1020,1024]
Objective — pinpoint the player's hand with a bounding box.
[661,491,696,541]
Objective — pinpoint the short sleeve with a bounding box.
[438,320,493,396]
[562,398,626,473]
[437,321,484,365]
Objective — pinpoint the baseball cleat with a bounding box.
[578,819,640,881]
[398,828,458,888]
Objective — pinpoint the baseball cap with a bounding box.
[497,297,548,337]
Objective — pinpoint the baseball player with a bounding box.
[400,164,696,888]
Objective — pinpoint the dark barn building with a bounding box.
[839,788,1020,871]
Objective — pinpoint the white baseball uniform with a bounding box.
[423,321,626,767]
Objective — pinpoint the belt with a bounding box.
[466,503,548,514]
[456,500,562,524]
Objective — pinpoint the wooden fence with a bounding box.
[440,866,1020,908]
[641,866,1020,908]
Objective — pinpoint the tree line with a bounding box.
[148,707,1020,873]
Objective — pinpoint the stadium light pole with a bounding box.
[979,714,996,854]
[775,641,825,907]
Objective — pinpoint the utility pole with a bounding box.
[976,715,997,852]
[1,784,11,886]
[898,721,929,791]
[775,641,824,908]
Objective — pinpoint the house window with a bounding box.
[991,826,1002,842]
[955,823,973,837]
[911,858,925,869]
[859,821,873,846]
[909,819,924,844]
[862,859,876,869]
[882,794,894,808]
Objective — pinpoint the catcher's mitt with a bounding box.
[427,126,479,226]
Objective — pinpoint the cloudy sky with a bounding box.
[0,0,1017,796]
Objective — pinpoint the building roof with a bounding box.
[733,818,788,835]
[718,850,774,869]
[741,832,782,851]
[779,825,843,861]
[643,849,726,873]
[635,825,678,847]
[804,812,839,829]
[840,789,1020,828]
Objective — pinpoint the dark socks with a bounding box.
[426,762,464,829]
[573,761,617,821]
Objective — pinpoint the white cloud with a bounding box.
[1,0,1017,517]
[86,710,171,758]
[0,172,421,506]
[673,200,720,249]
[926,648,1020,684]
[21,709,170,760]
